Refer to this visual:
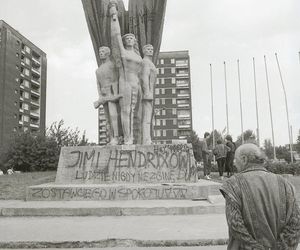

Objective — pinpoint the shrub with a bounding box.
[265,161,300,176]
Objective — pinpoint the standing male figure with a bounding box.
[94,46,121,145]
[225,134,235,177]
[140,44,157,144]
[201,132,212,180]
[213,139,230,180]
[220,143,300,249]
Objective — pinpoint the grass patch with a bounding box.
[0,171,56,200]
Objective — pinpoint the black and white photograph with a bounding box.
[0,0,300,249]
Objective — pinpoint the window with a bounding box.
[23,115,29,122]
[156,130,161,137]
[162,119,166,126]
[155,88,159,95]
[23,92,29,99]
[23,103,29,110]
[162,109,166,115]
[16,65,19,70]
[172,89,176,94]
[171,58,175,64]
[171,68,175,74]
[24,57,30,65]
[23,44,31,54]
[16,53,19,58]
[15,78,19,82]
[24,68,30,76]
[24,127,29,132]
[161,79,165,85]
[15,90,18,94]
[173,130,177,136]
[171,78,176,84]
[161,99,165,105]
[155,98,159,105]
[156,119,161,126]
[23,80,30,88]
[156,78,159,85]
[173,119,177,125]
[172,98,176,104]
[161,89,165,95]
[172,108,177,115]
[162,130,166,137]
[160,59,164,64]
[160,68,164,74]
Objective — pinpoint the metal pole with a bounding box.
[290,125,294,163]
[252,57,260,147]
[263,55,276,160]
[237,59,244,144]
[275,53,293,163]
[224,61,229,135]
[210,64,215,149]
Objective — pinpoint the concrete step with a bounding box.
[0,214,228,248]
[0,198,224,217]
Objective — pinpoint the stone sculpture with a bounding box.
[110,2,143,145]
[82,0,167,145]
[141,44,157,144]
[94,46,121,145]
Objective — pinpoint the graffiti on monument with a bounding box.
[60,145,197,183]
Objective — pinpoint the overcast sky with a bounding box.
[1,0,299,146]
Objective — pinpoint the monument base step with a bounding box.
[26,180,221,201]
[0,198,224,217]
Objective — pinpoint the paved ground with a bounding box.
[2,247,227,250]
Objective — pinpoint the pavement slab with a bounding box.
[0,214,228,248]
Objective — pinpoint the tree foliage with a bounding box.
[235,129,257,148]
[206,130,223,148]
[0,120,89,172]
[296,129,300,153]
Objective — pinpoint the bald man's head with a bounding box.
[235,143,266,172]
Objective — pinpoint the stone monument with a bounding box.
[26,0,221,202]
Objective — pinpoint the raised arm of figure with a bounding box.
[109,1,125,56]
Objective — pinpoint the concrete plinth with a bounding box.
[26,180,221,201]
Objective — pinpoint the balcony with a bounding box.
[31,89,40,96]
[21,61,25,66]
[176,73,189,77]
[30,123,39,128]
[178,114,191,119]
[32,68,40,75]
[179,135,187,140]
[176,83,189,88]
[30,100,40,107]
[175,62,188,68]
[19,108,24,113]
[177,93,189,98]
[178,124,191,129]
[32,57,40,65]
[19,120,23,125]
[30,111,39,118]
[177,103,190,108]
[99,134,107,139]
[31,79,40,86]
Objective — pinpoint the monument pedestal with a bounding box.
[26,144,221,201]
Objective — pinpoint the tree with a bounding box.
[47,120,88,151]
[206,130,222,149]
[2,132,59,172]
[296,129,300,153]
[264,139,274,159]
[187,130,202,162]
[275,146,292,163]
[235,129,257,148]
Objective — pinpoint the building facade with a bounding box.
[0,20,47,150]
[153,50,193,144]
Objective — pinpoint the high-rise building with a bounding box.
[153,50,193,144]
[0,20,47,150]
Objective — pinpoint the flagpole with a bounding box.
[224,61,229,135]
[210,64,215,149]
[275,53,293,163]
[237,59,244,144]
[263,55,276,160]
[252,58,260,147]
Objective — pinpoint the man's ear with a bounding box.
[242,155,248,165]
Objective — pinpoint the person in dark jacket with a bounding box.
[201,132,211,180]
[213,139,230,180]
[225,135,235,177]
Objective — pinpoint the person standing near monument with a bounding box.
[225,134,235,177]
[220,143,300,249]
[110,1,143,145]
[213,139,230,180]
[140,44,157,144]
[94,46,121,145]
[201,132,211,180]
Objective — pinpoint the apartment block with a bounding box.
[153,50,193,144]
[0,20,47,149]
